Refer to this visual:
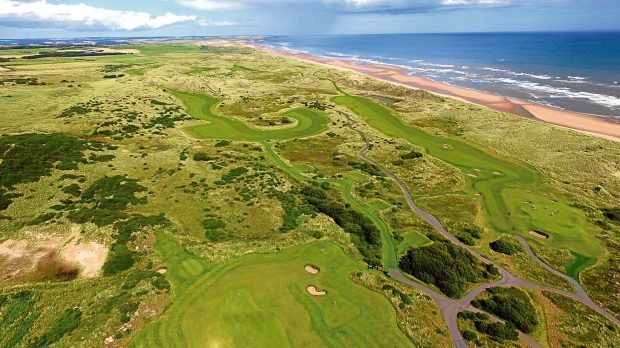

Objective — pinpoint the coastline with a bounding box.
[248,43,620,142]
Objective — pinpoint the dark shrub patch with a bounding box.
[215,167,248,185]
[400,151,423,160]
[489,239,523,255]
[193,152,215,161]
[348,161,385,177]
[0,133,101,210]
[215,140,231,147]
[61,183,81,197]
[602,207,620,222]
[472,287,538,333]
[301,185,382,266]
[31,308,81,347]
[103,244,134,276]
[399,235,498,297]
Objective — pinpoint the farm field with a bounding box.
[0,40,618,347]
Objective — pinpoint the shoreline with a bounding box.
[248,43,620,142]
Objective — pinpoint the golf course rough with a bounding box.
[332,94,605,273]
[130,233,411,347]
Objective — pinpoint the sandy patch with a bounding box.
[493,171,502,176]
[467,173,477,178]
[529,230,549,239]
[99,47,140,54]
[61,242,107,278]
[305,264,320,274]
[442,144,451,150]
[0,225,107,280]
[157,268,167,274]
[307,285,327,296]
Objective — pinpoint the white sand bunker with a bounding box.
[305,264,320,274]
[493,171,502,176]
[467,173,478,178]
[529,230,549,239]
[307,286,327,296]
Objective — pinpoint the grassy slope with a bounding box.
[332,94,605,267]
[131,232,410,347]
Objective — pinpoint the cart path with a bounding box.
[342,113,619,347]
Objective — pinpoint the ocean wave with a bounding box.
[497,78,620,108]
[412,61,455,68]
[482,67,554,80]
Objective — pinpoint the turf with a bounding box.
[332,94,605,267]
[130,232,410,347]
[172,90,329,141]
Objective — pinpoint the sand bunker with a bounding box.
[157,268,168,274]
[468,173,478,178]
[307,286,327,296]
[529,230,549,239]
[493,171,502,176]
[305,264,320,274]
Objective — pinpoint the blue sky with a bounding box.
[1,0,619,38]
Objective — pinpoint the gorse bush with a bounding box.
[0,133,111,210]
[472,287,539,333]
[30,308,82,347]
[399,235,498,297]
[489,239,523,255]
[103,214,171,276]
[301,185,382,266]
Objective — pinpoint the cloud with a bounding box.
[174,0,244,11]
[0,0,197,31]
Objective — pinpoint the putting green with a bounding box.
[130,232,411,347]
[172,90,329,141]
[333,94,605,271]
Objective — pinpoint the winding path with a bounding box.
[341,112,619,347]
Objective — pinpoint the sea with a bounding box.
[3,33,619,119]
[260,32,620,119]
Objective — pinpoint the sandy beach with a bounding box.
[249,44,620,142]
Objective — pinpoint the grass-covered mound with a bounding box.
[472,287,538,333]
[399,234,498,297]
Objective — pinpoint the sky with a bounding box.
[1,0,619,38]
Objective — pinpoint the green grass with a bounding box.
[565,252,597,281]
[184,66,217,75]
[171,90,329,141]
[332,94,605,264]
[130,232,410,347]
